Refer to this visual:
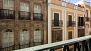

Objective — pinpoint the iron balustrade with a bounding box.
[33,13,43,21]
[67,21,76,27]
[14,35,91,51]
[0,9,15,19]
[19,11,30,20]
[78,22,85,26]
[52,20,63,27]
[0,45,14,51]
[85,17,90,21]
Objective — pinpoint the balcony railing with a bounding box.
[67,21,76,27]
[85,17,90,21]
[52,20,63,27]
[78,22,85,26]
[0,45,14,51]
[33,13,43,21]
[19,11,30,20]
[0,9,15,19]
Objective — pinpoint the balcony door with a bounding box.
[78,17,84,26]
[68,15,72,26]
[54,13,59,26]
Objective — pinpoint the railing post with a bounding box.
[88,39,91,51]
[85,41,88,51]
[63,45,67,51]
[77,43,80,51]
[74,43,77,51]
[63,45,69,51]
[67,45,69,51]
[50,48,55,51]
[81,41,85,51]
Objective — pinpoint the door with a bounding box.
[81,17,84,26]
[54,13,59,26]
[68,15,72,26]
[52,30,62,43]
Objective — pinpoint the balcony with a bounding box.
[0,45,14,51]
[85,17,90,21]
[67,21,76,27]
[19,11,30,20]
[33,13,43,21]
[78,22,85,26]
[0,9,15,19]
[52,20,63,27]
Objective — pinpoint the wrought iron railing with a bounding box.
[67,21,76,27]
[19,11,30,20]
[14,35,91,51]
[0,9,15,19]
[33,13,43,21]
[52,20,63,27]
[0,45,14,51]
[78,22,85,26]
[85,17,90,21]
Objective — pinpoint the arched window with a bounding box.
[2,29,14,48]
[20,29,29,45]
[34,29,41,45]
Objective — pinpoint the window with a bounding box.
[20,29,29,45]
[68,31,72,39]
[34,29,41,43]
[20,2,29,12]
[34,4,41,13]
[78,17,84,26]
[2,29,14,48]
[68,15,72,26]
[54,13,59,26]
[3,0,14,10]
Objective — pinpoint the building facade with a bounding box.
[0,0,48,51]
[48,0,85,50]
[75,0,91,36]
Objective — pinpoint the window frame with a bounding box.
[20,29,29,45]
[34,29,41,43]
[68,30,73,39]
[34,4,42,13]
[2,29,14,48]
[3,0,14,10]
[20,2,29,12]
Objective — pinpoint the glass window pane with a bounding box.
[3,0,8,9]
[3,32,8,38]
[25,3,29,12]
[34,4,41,13]
[9,0,14,10]
[20,2,25,11]
[9,32,14,37]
